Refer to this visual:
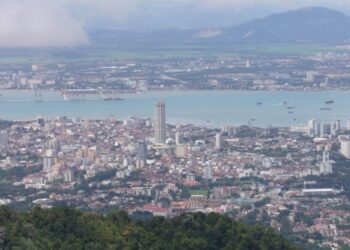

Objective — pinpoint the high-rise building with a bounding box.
[43,149,54,170]
[0,131,9,146]
[320,151,332,174]
[175,132,182,145]
[331,120,341,136]
[63,169,74,183]
[47,138,60,155]
[176,144,189,158]
[347,120,350,130]
[136,141,147,161]
[320,123,331,137]
[314,121,321,136]
[37,117,45,127]
[308,119,318,136]
[154,101,166,144]
[245,60,251,68]
[340,136,350,159]
[223,125,235,137]
[334,120,341,130]
[306,71,315,82]
[203,164,213,180]
[215,133,222,150]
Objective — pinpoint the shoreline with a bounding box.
[1,88,350,94]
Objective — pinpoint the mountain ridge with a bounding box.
[217,7,350,43]
[91,7,350,47]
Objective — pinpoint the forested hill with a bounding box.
[0,206,297,250]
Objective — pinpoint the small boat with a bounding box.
[288,111,294,114]
[325,100,334,105]
[287,106,296,109]
[256,102,263,105]
[320,107,332,111]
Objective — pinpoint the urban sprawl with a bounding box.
[1,53,350,248]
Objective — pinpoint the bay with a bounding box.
[0,90,349,127]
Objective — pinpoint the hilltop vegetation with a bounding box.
[0,206,297,250]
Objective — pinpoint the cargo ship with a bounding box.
[103,97,124,101]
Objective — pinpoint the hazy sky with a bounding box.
[0,0,350,47]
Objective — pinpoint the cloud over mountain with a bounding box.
[0,1,89,47]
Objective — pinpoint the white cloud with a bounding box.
[0,0,90,48]
[0,0,142,47]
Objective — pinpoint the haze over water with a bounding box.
[1,90,349,127]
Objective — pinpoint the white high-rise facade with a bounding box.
[175,132,182,145]
[43,149,54,170]
[215,133,222,150]
[308,119,318,136]
[306,71,315,82]
[340,136,350,159]
[155,101,166,144]
[331,120,341,136]
[204,164,213,180]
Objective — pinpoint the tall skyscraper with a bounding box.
[154,101,166,144]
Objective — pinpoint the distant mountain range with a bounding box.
[91,7,350,47]
[221,7,350,43]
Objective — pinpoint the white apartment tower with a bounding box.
[215,132,222,150]
[340,136,350,159]
[175,132,182,145]
[204,164,213,180]
[306,71,316,82]
[308,119,318,136]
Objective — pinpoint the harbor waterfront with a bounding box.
[0,90,349,127]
